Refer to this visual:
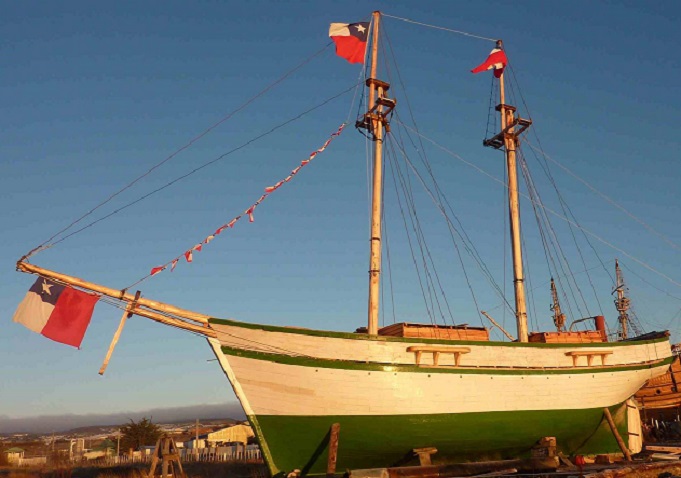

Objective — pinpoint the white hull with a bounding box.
[208,319,671,416]
[208,343,670,416]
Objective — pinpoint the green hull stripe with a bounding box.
[221,345,672,375]
[250,404,631,476]
[209,317,669,349]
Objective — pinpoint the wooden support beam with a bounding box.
[413,447,437,466]
[646,445,681,453]
[481,310,515,341]
[603,407,632,461]
[326,423,340,477]
[407,346,470,367]
[99,290,141,375]
[348,457,557,478]
[147,435,186,478]
[132,307,217,338]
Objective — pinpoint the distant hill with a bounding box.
[0,403,245,434]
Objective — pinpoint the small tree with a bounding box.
[119,417,162,453]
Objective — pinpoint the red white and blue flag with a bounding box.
[471,48,508,78]
[329,22,369,64]
[12,278,99,348]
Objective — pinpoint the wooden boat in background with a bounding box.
[636,345,681,413]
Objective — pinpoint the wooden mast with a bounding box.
[550,278,566,332]
[497,40,529,342]
[367,11,384,336]
[614,259,630,339]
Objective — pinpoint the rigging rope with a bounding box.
[502,62,613,315]
[381,13,498,42]
[523,141,681,253]
[382,26,493,327]
[387,137,457,325]
[31,84,359,256]
[518,149,586,321]
[395,119,681,291]
[503,55,680,255]
[380,27,449,325]
[385,145,435,324]
[126,122,347,288]
[21,42,334,262]
[523,142,606,315]
[620,262,681,303]
[389,128,514,318]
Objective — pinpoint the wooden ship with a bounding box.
[13,11,673,477]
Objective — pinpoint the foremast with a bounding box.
[360,11,395,335]
[483,40,533,342]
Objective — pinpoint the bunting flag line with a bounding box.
[147,123,346,279]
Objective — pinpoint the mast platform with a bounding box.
[483,116,532,149]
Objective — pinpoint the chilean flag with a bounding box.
[12,278,99,348]
[471,48,508,78]
[329,22,370,64]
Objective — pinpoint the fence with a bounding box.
[16,456,48,467]
[98,445,261,466]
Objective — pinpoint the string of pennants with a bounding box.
[148,123,346,278]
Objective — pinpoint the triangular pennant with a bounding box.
[143,123,346,282]
[245,206,255,223]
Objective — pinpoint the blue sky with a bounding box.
[2,0,680,424]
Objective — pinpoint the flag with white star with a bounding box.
[329,22,369,64]
[12,277,99,348]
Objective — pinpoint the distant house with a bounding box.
[20,456,47,467]
[139,446,156,456]
[184,424,255,449]
[83,440,115,461]
[207,424,254,446]
[3,447,24,464]
[183,438,206,450]
[83,450,108,461]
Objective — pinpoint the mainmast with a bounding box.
[483,40,532,342]
[358,11,395,335]
[614,259,630,340]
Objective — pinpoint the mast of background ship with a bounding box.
[365,11,393,335]
[488,40,532,342]
[614,259,630,339]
